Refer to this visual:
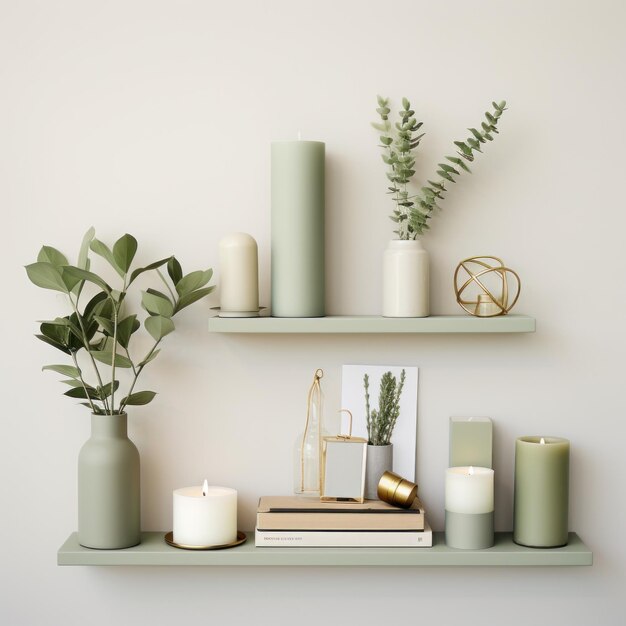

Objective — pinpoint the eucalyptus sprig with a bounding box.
[373,96,425,240]
[364,369,406,446]
[374,98,507,239]
[25,228,214,415]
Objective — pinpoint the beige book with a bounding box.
[257,496,425,531]
[255,521,433,547]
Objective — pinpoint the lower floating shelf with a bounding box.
[58,532,591,567]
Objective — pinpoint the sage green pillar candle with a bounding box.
[513,436,570,548]
[449,417,493,469]
[271,140,325,317]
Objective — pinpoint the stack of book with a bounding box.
[255,496,432,547]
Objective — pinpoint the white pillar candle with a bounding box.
[173,482,237,546]
[445,466,494,514]
[219,232,259,313]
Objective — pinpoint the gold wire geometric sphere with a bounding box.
[454,256,521,317]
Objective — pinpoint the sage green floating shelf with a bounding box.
[58,531,590,567]
[207,314,535,334]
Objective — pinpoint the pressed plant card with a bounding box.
[341,365,419,481]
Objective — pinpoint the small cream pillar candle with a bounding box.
[173,481,237,546]
[445,466,495,549]
[219,232,259,313]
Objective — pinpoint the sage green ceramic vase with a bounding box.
[78,413,141,549]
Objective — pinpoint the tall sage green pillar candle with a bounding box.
[271,140,325,317]
[449,416,493,469]
[513,436,570,548]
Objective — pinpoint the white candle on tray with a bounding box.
[173,480,237,546]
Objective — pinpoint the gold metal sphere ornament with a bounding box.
[454,256,521,317]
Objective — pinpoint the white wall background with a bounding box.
[1,1,624,624]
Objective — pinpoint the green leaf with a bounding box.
[64,386,99,399]
[167,256,183,285]
[117,314,140,349]
[83,292,108,320]
[138,348,160,366]
[467,138,482,151]
[121,391,157,406]
[78,227,95,270]
[174,286,215,313]
[175,269,213,297]
[35,334,71,354]
[128,257,170,286]
[59,267,83,292]
[42,364,81,378]
[112,234,138,274]
[446,156,471,172]
[145,315,175,341]
[90,239,124,277]
[60,379,84,387]
[97,380,119,399]
[379,136,393,146]
[439,163,460,175]
[25,262,68,293]
[61,266,111,293]
[94,315,115,336]
[437,170,455,183]
[468,128,485,143]
[91,350,133,368]
[402,97,410,109]
[142,291,174,317]
[37,246,68,267]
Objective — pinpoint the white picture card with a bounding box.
[340,365,419,481]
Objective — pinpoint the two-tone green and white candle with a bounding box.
[445,466,494,549]
[514,436,570,548]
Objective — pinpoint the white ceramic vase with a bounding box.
[382,239,429,317]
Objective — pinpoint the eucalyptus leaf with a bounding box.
[121,391,157,406]
[83,292,108,320]
[97,380,120,399]
[145,315,175,341]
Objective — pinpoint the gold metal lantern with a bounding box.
[454,256,521,317]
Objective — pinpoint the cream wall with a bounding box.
[1,1,625,624]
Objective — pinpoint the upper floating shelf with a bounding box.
[208,315,536,334]
[58,531,590,567]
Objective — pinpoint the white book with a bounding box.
[255,521,432,548]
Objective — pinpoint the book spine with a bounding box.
[255,528,433,548]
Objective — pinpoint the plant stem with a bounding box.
[119,338,162,413]
[70,351,98,414]
[68,293,111,414]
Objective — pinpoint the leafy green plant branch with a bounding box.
[26,228,214,415]
[364,369,406,446]
[374,98,507,239]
